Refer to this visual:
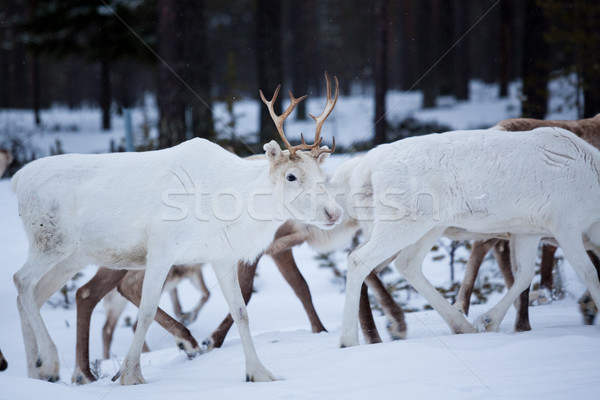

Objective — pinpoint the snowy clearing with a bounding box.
[1,83,598,399]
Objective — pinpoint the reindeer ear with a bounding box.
[264,140,283,162]
[315,147,331,164]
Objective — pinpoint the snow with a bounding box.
[1,81,598,399]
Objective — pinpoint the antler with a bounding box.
[309,72,339,157]
[259,72,339,157]
[259,86,311,156]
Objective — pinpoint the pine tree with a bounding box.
[521,0,548,118]
[157,0,214,148]
[256,0,284,144]
[22,0,156,130]
[541,0,600,118]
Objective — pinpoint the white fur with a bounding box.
[11,138,342,384]
[338,127,600,346]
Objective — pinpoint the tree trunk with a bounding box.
[499,0,512,98]
[421,0,440,109]
[157,0,213,148]
[256,0,284,144]
[521,0,548,118]
[28,0,41,126]
[31,52,41,126]
[582,3,600,118]
[157,0,185,147]
[373,0,389,145]
[289,0,308,120]
[100,58,111,131]
[183,0,214,140]
[451,0,469,100]
[399,0,418,91]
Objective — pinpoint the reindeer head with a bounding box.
[260,73,342,229]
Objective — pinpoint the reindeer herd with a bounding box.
[1,74,600,387]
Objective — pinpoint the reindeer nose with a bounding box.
[324,207,341,225]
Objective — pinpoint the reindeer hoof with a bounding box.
[450,320,477,334]
[73,374,94,385]
[245,365,276,382]
[38,370,60,383]
[339,341,358,348]
[180,311,199,326]
[71,366,97,385]
[202,337,216,352]
[387,320,407,340]
[475,315,498,332]
[35,354,60,382]
[579,292,598,325]
[114,365,146,386]
[529,288,551,306]
[176,338,203,359]
[0,358,7,371]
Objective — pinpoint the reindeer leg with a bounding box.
[14,255,84,382]
[271,247,327,333]
[131,319,150,353]
[212,259,275,382]
[114,251,177,385]
[204,259,258,350]
[579,251,600,325]
[525,244,555,309]
[72,268,127,385]
[0,349,6,371]
[116,273,201,358]
[358,283,382,344]
[169,287,184,321]
[558,231,600,326]
[492,241,532,332]
[364,271,407,340]
[479,235,539,332]
[180,265,210,326]
[393,227,475,336]
[539,245,557,293]
[103,289,128,358]
[454,239,499,315]
[342,224,452,348]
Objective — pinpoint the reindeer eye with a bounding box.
[286,173,297,182]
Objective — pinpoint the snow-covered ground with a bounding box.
[1,81,598,399]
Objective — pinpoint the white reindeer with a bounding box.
[12,73,342,384]
[455,114,600,329]
[338,127,600,347]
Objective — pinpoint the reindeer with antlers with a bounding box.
[12,73,342,384]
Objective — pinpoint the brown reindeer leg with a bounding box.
[579,251,600,325]
[180,266,211,326]
[116,274,201,358]
[455,239,499,315]
[359,283,382,344]
[205,258,259,350]
[495,240,514,287]
[103,289,128,358]
[539,245,557,293]
[364,271,407,340]
[271,247,327,333]
[72,268,127,385]
[493,241,532,332]
[169,287,184,321]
